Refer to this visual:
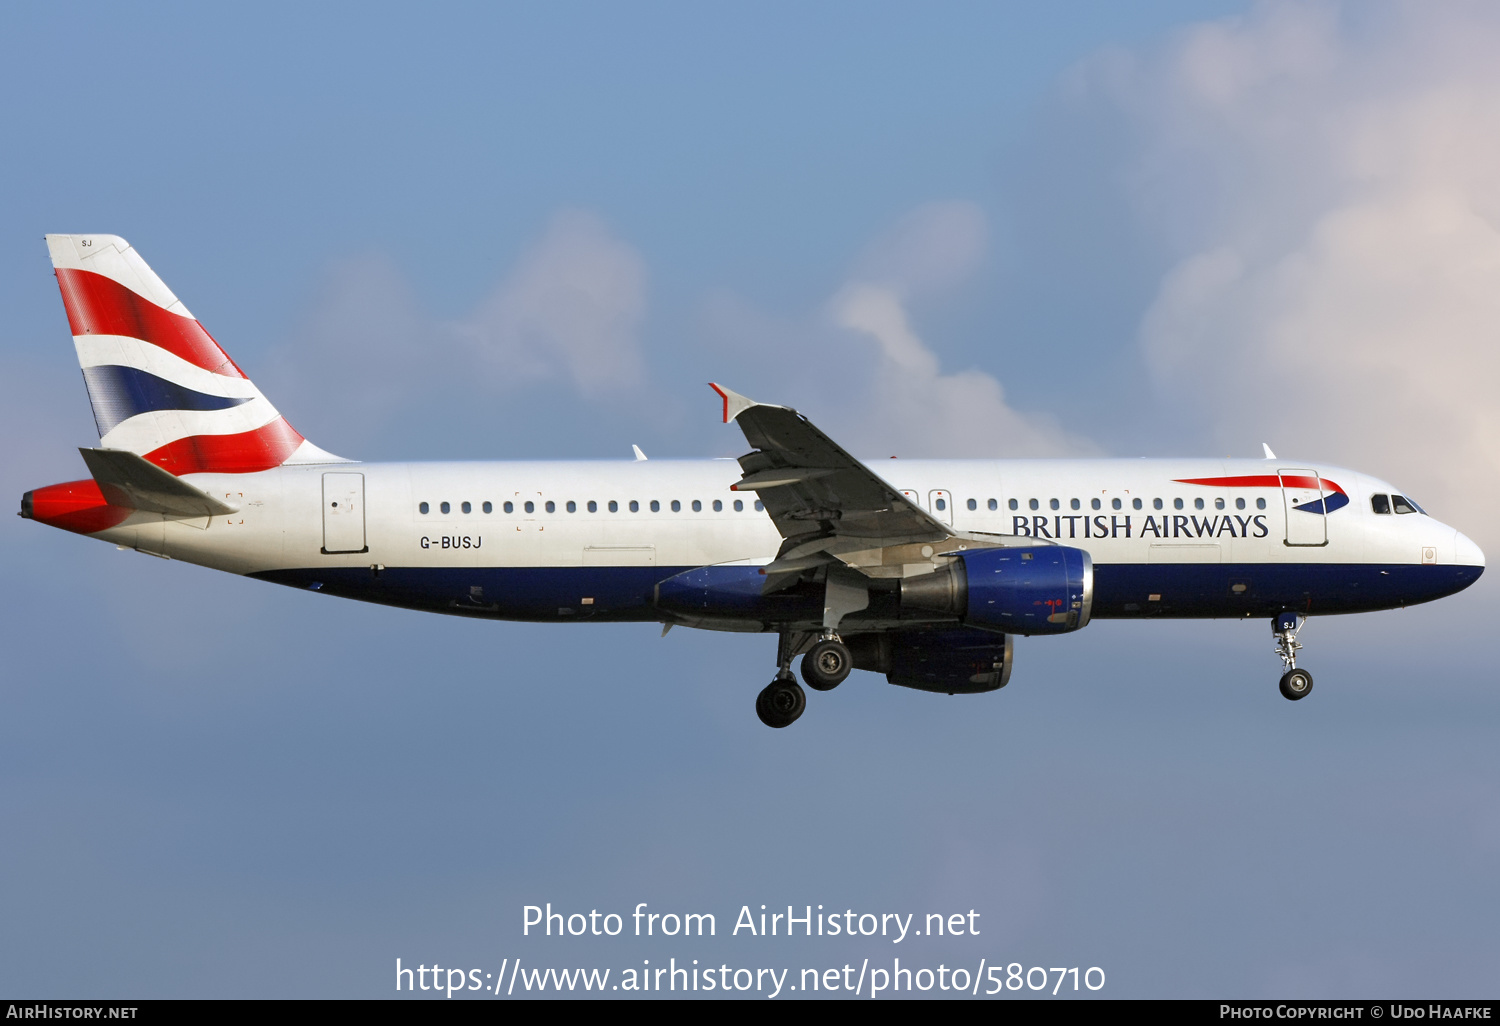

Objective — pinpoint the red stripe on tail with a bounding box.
[142,418,304,475]
[54,268,246,379]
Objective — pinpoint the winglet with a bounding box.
[1262,443,1277,460]
[632,444,648,461]
[709,382,759,424]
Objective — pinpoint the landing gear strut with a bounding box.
[1273,612,1314,701]
[756,631,808,728]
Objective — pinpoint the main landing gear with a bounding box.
[1273,612,1314,701]
[802,637,852,691]
[755,631,853,728]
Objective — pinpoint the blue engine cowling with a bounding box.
[900,545,1093,635]
[846,629,1012,693]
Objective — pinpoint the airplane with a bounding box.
[20,234,1486,727]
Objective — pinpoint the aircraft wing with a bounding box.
[711,383,953,586]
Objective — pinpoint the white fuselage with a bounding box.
[76,456,1482,628]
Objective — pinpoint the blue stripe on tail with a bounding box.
[80,364,252,436]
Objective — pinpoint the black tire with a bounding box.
[1279,668,1314,701]
[801,640,852,691]
[755,678,806,728]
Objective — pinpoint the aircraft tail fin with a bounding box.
[45,234,346,475]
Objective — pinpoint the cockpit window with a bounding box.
[1391,495,1420,515]
[1371,494,1391,515]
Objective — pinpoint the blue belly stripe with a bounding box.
[249,561,1482,623]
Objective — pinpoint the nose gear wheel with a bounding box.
[1272,613,1314,701]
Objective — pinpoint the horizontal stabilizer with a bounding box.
[79,447,239,518]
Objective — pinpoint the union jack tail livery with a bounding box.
[46,234,341,474]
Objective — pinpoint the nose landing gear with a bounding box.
[1273,613,1314,701]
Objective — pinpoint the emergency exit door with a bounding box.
[322,472,367,554]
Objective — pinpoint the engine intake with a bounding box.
[901,545,1093,635]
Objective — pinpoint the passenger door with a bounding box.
[1278,468,1327,546]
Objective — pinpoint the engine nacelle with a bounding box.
[846,629,1013,694]
[900,545,1093,635]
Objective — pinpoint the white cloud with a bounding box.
[264,210,650,452]
[1085,0,1500,544]
[463,209,647,395]
[828,279,1088,458]
[706,201,1095,458]
[851,200,989,299]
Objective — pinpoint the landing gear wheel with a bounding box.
[1279,668,1314,701]
[756,678,807,728]
[801,639,852,691]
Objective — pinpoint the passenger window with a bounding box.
[650,500,660,512]
[1214,498,1225,510]
[1235,498,1245,510]
[483,501,492,514]
[587,500,597,513]
[936,498,947,511]
[1392,495,1417,515]
[461,501,471,514]
[1132,498,1143,510]
[1009,499,1019,511]
[988,499,998,511]
[608,500,618,512]
[671,500,681,512]
[524,501,534,513]
[545,501,556,513]
[1171,498,1182,510]
[629,500,639,512]
[566,501,576,513]
[1070,498,1080,510]
[1049,498,1059,510]
[1371,494,1390,514]
[1256,498,1266,510]
[1029,499,1039,511]
[440,501,451,514]
[692,500,702,512]
[1112,498,1122,510]
[755,500,764,512]
[1153,498,1163,510]
[1091,498,1101,510]
[967,498,977,511]
[504,501,514,514]
[712,499,722,512]
[1194,498,1205,510]
[419,502,429,514]
[734,499,743,512]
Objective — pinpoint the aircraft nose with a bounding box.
[1455,529,1485,568]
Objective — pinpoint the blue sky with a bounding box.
[3,0,1498,998]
